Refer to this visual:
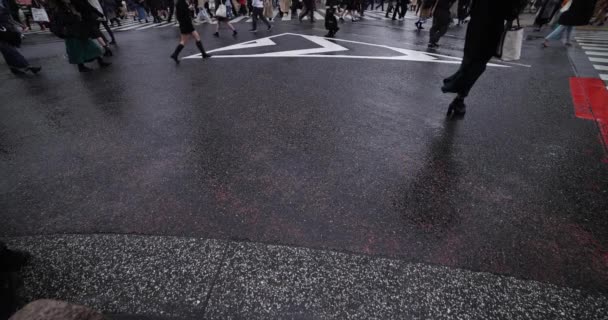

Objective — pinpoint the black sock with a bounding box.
[195,41,206,55]
[172,44,184,57]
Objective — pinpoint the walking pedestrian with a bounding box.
[278,0,289,16]
[250,0,271,31]
[385,0,395,17]
[213,0,237,36]
[325,0,339,36]
[48,0,111,72]
[165,0,174,20]
[147,0,162,22]
[428,0,455,48]
[134,0,148,21]
[86,0,117,45]
[299,0,314,21]
[339,0,359,21]
[170,0,211,63]
[533,0,560,31]
[102,0,121,26]
[440,0,522,117]
[543,0,597,47]
[0,0,41,75]
[396,0,409,20]
[456,0,469,24]
[415,0,434,29]
[263,0,273,20]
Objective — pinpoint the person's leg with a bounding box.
[101,20,117,43]
[309,0,315,21]
[544,24,565,42]
[170,34,188,63]
[214,21,220,36]
[251,7,259,30]
[192,31,212,58]
[0,42,36,74]
[167,2,174,21]
[565,26,574,45]
[432,16,450,44]
[260,8,272,27]
[227,21,236,32]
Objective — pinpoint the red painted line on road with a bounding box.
[569,78,608,158]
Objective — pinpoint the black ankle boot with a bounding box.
[78,64,92,72]
[196,41,212,59]
[170,44,184,64]
[447,97,466,118]
[97,58,111,67]
[103,46,113,57]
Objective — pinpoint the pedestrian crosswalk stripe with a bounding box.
[314,11,324,21]
[136,23,163,30]
[594,65,608,71]
[582,46,608,51]
[586,51,608,56]
[154,22,178,28]
[114,22,152,31]
[600,74,608,81]
[230,16,247,23]
[589,57,608,63]
[578,43,608,47]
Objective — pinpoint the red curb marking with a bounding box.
[569,77,608,157]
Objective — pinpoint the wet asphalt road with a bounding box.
[1,18,608,294]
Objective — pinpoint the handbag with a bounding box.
[215,4,227,18]
[32,7,50,22]
[497,19,524,61]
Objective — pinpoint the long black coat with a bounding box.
[559,0,598,26]
[463,0,512,61]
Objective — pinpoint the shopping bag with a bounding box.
[215,4,227,18]
[32,7,50,22]
[497,20,524,61]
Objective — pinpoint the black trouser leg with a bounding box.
[429,14,450,44]
[445,57,489,97]
[256,7,271,26]
[101,20,116,42]
[167,3,175,21]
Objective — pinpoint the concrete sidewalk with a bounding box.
[4,234,607,320]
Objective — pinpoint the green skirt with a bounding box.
[65,38,102,65]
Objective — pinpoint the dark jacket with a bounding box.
[175,0,190,23]
[559,0,598,26]
[463,0,512,61]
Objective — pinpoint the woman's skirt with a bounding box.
[65,38,102,65]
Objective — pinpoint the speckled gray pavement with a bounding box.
[2,13,608,319]
[4,234,608,319]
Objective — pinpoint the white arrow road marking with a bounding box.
[183,32,509,67]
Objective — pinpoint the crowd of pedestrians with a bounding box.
[0,0,603,115]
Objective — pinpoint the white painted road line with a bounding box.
[578,43,608,47]
[155,22,178,28]
[314,11,325,21]
[135,23,162,30]
[594,65,608,71]
[114,23,151,31]
[230,16,247,23]
[582,46,608,51]
[600,74,608,81]
[590,57,608,63]
[585,51,608,56]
